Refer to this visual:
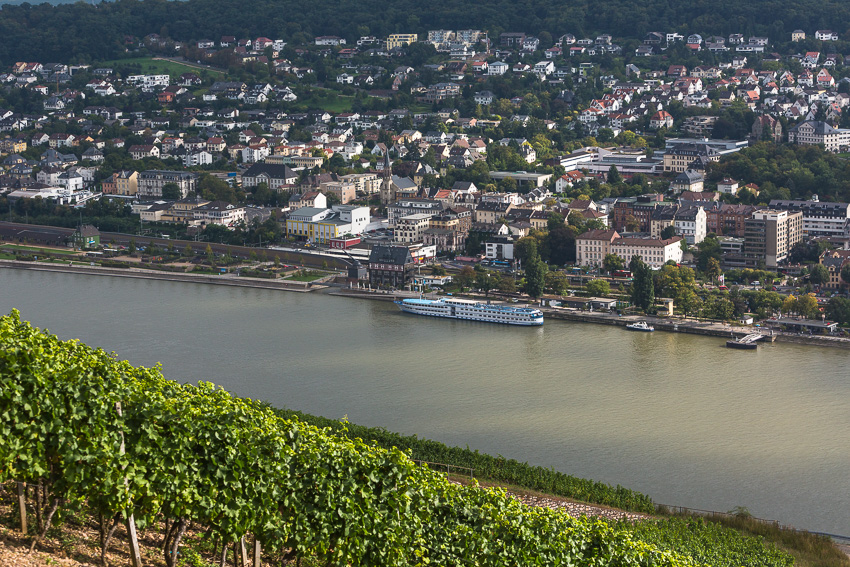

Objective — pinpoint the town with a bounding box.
[3,24,850,336]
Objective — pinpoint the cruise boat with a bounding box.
[625,321,654,332]
[394,297,544,326]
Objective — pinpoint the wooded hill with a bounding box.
[0,0,849,64]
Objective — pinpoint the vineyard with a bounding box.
[0,310,796,567]
[271,408,656,514]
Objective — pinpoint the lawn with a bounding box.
[286,270,329,282]
[98,57,225,78]
[296,90,355,113]
[0,244,78,256]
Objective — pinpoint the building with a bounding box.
[670,170,704,193]
[662,143,720,172]
[339,173,381,195]
[484,235,515,260]
[286,205,369,243]
[743,210,803,268]
[242,163,297,190]
[575,229,619,268]
[706,204,757,237]
[787,120,850,152]
[137,170,197,199]
[769,198,850,237]
[610,236,683,269]
[673,206,707,244]
[320,181,356,204]
[819,249,850,289]
[192,201,246,227]
[387,34,418,50]
[395,213,432,244]
[102,170,138,196]
[368,245,415,288]
[387,199,445,227]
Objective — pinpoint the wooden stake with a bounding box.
[17,482,26,534]
[115,402,143,567]
[240,536,249,567]
[252,538,261,567]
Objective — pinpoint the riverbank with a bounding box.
[0,259,323,293]
[4,259,849,349]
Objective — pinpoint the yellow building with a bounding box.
[387,34,418,50]
[114,170,139,196]
[0,138,27,154]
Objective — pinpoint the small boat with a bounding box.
[726,339,758,350]
[626,321,654,332]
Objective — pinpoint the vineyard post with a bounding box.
[252,537,261,567]
[17,482,26,534]
[240,535,249,567]
[115,402,143,567]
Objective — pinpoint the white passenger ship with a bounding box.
[394,297,544,326]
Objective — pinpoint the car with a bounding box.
[718,285,728,290]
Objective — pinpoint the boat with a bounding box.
[726,339,758,350]
[726,333,761,350]
[394,297,543,326]
[625,321,654,332]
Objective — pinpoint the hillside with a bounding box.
[0,0,848,63]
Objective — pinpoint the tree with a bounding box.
[523,255,548,298]
[841,263,850,287]
[161,182,181,200]
[545,271,569,295]
[602,253,624,274]
[475,269,494,297]
[498,277,516,293]
[514,237,539,263]
[795,293,820,318]
[607,164,622,185]
[705,257,721,284]
[624,214,640,232]
[585,279,610,297]
[183,243,193,257]
[205,244,215,264]
[630,257,655,312]
[456,266,475,290]
[809,263,830,286]
[660,225,676,240]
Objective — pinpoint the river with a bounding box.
[2,268,849,535]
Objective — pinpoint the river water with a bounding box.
[2,268,849,534]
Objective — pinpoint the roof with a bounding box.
[578,229,618,241]
[243,163,296,179]
[369,245,413,265]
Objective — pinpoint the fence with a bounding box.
[411,459,474,481]
[658,503,850,543]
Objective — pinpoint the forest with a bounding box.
[1,0,850,65]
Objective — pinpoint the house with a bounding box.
[649,110,673,129]
[671,170,704,194]
[242,163,297,190]
[474,91,495,105]
[129,145,160,160]
[488,61,509,76]
[815,30,838,41]
[368,245,415,288]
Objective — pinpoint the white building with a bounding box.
[576,229,683,269]
[673,206,707,245]
[611,236,684,269]
[395,213,432,243]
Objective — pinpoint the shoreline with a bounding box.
[0,259,321,293]
[4,260,848,349]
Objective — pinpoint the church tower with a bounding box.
[379,151,395,205]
